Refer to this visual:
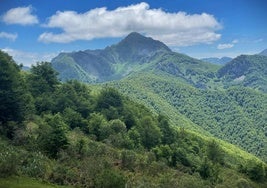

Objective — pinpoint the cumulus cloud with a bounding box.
[217,43,234,49]
[1,48,56,66]
[2,6,39,25]
[217,39,238,50]
[39,2,221,46]
[0,32,17,41]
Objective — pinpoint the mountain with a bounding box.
[1,50,267,187]
[51,32,171,82]
[201,57,232,65]
[218,54,267,92]
[51,32,220,88]
[259,49,267,56]
[51,33,267,161]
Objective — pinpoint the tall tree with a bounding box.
[207,140,224,164]
[0,51,32,124]
[138,116,162,149]
[27,62,59,96]
[41,113,69,158]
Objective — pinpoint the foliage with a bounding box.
[218,55,267,92]
[110,73,267,162]
[0,51,33,127]
[94,169,126,188]
[0,52,266,187]
[41,114,69,158]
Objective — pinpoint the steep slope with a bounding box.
[110,32,171,62]
[109,73,267,162]
[201,57,232,65]
[218,55,267,92]
[52,32,220,88]
[51,33,267,161]
[51,32,171,82]
[151,52,220,89]
[1,52,266,187]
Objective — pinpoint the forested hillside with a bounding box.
[1,50,267,187]
[110,73,267,161]
[50,33,267,162]
[218,55,267,92]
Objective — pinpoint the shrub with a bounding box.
[94,169,126,188]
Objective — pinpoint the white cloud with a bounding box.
[0,32,17,41]
[2,6,39,25]
[39,2,221,46]
[217,39,238,50]
[217,43,234,49]
[1,48,56,67]
[232,39,238,44]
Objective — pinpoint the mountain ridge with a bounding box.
[218,54,267,92]
[51,32,172,82]
[51,32,221,89]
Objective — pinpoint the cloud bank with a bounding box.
[39,2,221,46]
[2,6,39,25]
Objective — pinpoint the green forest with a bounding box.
[110,73,267,162]
[1,50,267,187]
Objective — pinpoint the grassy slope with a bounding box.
[0,177,70,188]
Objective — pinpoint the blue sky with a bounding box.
[0,0,266,66]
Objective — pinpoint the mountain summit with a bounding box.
[51,32,172,82]
[114,32,171,60]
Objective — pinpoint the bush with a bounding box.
[0,145,20,177]
[20,152,52,179]
[94,169,126,188]
[247,162,266,182]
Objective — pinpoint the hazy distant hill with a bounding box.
[201,57,232,65]
[259,49,267,56]
[218,55,267,92]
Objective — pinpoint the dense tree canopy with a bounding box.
[0,52,266,187]
[0,51,34,139]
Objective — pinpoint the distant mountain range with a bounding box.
[201,57,232,65]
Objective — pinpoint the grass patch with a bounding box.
[0,176,71,188]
